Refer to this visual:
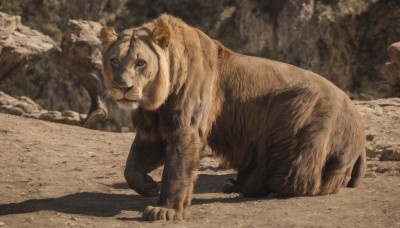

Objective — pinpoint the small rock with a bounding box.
[387,42,400,64]
[380,148,400,161]
[79,114,87,120]
[375,166,393,173]
[364,172,376,178]
[15,101,39,113]
[39,111,62,121]
[19,96,39,106]
[22,112,42,119]
[366,134,375,141]
[0,105,24,116]
[0,92,18,105]
[61,110,80,119]
[366,144,380,158]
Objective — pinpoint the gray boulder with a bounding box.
[0,11,58,83]
[60,19,107,128]
[382,42,400,97]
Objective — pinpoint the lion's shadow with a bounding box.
[0,173,258,218]
[0,191,153,217]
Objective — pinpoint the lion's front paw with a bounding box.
[142,206,183,221]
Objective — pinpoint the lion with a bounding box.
[100,14,366,221]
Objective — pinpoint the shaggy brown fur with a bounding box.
[100,14,366,221]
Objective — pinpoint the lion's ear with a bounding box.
[99,27,117,49]
[152,24,170,48]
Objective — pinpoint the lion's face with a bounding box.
[100,25,171,110]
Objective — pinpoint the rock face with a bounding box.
[1,1,400,132]
[60,19,107,128]
[60,19,134,131]
[6,0,388,97]
[0,11,58,83]
[57,0,400,99]
[0,12,134,132]
[235,0,400,95]
[0,6,138,132]
[60,20,103,87]
[0,12,95,118]
[382,42,400,97]
[63,0,126,23]
[148,0,400,97]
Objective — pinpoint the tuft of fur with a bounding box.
[101,14,366,221]
[99,27,117,50]
[152,23,170,47]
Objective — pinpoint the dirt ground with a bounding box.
[0,113,399,228]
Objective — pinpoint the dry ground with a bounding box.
[0,113,399,227]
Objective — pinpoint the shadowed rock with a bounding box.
[382,42,400,97]
[60,19,108,128]
[0,11,58,84]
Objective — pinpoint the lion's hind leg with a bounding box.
[265,123,332,197]
[346,149,366,188]
[237,88,332,197]
[284,129,361,196]
[320,156,352,195]
[320,150,366,195]
[321,118,366,194]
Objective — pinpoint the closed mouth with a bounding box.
[117,98,138,103]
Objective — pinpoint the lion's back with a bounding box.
[210,50,364,172]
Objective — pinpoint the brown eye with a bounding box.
[110,57,119,67]
[135,59,146,68]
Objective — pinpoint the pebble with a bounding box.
[366,134,375,141]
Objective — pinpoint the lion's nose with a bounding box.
[114,79,133,93]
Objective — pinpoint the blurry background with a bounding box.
[0,0,399,131]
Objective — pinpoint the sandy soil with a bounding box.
[0,113,399,227]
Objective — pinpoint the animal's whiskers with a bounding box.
[140,94,150,106]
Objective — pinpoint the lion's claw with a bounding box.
[142,206,182,221]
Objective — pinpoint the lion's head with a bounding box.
[100,21,171,110]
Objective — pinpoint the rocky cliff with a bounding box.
[59,19,133,131]
[146,0,400,98]
[0,10,133,132]
[0,0,399,132]
[2,0,399,100]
